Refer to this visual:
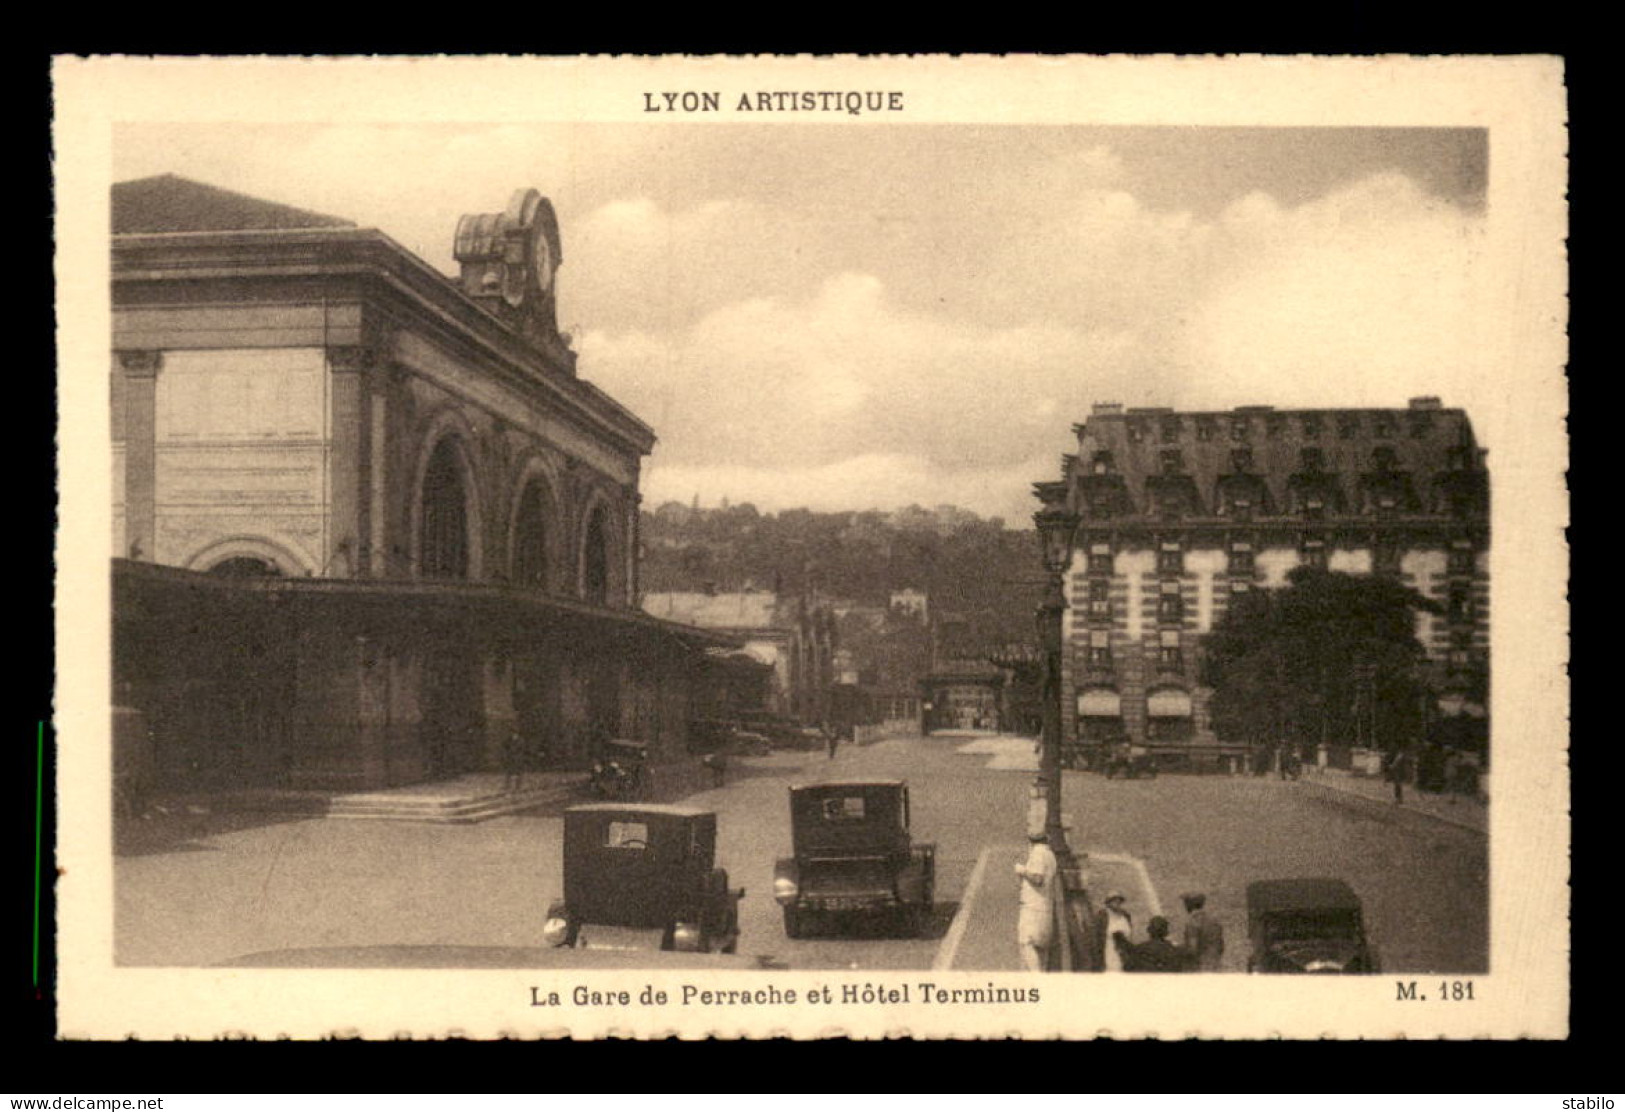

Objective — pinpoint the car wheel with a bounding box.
[783,906,804,939]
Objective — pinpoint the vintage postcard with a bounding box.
[52,55,1568,1039]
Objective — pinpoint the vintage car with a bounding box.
[1245,877,1381,974]
[1104,744,1158,780]
[542,804,745,955]
[588,738,648,799]
[772,780,935,938]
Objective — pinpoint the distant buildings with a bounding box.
[111,176,731,791]
[1050,399,1490,765]
[641,589,837,724]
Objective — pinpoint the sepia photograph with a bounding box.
[53,55,1567,1039]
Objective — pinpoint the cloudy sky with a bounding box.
[115,123,1489,523]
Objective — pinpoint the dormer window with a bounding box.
[1228,542,1254,577]
[1160,449,1184,475]
[1157,541,1183,576]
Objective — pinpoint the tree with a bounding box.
[1201,568,1441,754]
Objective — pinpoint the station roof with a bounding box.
[113,174,354,233]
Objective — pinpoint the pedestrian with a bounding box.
[703,750,727,788]
[826,723,839,760]
[1014,829,1059,973]
[502,727,526,792]
[1385,748,1411,804]
[1181,892,1225,972]
[1096,891,1134,973]
[1116,915,1194,972]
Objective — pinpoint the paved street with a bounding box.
[115,730,1486,973]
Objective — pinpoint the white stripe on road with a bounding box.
[932,845,993,971]
[1091,851,1162,919]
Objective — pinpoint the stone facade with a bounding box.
[111,177,723,790]
[1051,400,1491,766]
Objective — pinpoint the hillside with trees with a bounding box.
[641,501,1044,653]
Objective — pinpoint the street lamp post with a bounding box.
[1033,480,1092,970]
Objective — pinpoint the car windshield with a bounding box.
[1265,909,1359,941]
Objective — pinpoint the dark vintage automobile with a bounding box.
[1104,743,1158,780]
[1245,877,1381,974]
[589,738,647,799]
[543,804,745,955]
[772,780,934,938]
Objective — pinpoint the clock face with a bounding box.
[532,220,554,295]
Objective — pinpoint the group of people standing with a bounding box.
[1015,825,1226,973]
[1100,891,1225,973]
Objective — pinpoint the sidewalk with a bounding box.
[141,757,727,825]
[1296,765,1487,834]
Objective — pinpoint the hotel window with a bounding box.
[1160,417,1181,443]
[1157,580,1185,624]
[1229,496,1254,521]
[1409,413,1434,439]
[1230,579,1252,599]
[1126,420,1147,444]
[1087,629,1112,666]
[1196,418,1216,441]
[1228,542,1254,577]
[1448,648,1472,667]
[1157,542,1184,576]
[1302,415,1323,439]
[1338,414,1360,439]
[1087,578,1112,619]
[1266,414,1288,439]
[1302,493,1326,521]
[1448,543,1475,576]
[1158,629,1183,668]
[1372,446,1398,472]
[1160,449,1184,475]
[1091,450,1114,475]
[1447,584,1474,624]
[1373,545,1402,577]
[1374,414,1398,439]
[1300,447,1326,472]
[1086,542,1114,576]
[1447,446,1471,472]
[1231,449,1254,473]
[1301,539,1328,570]
[1230,417,1250,441]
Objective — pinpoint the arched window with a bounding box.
[210,556,281,578]
[512,480,550,591]
[582,505,609,604]
[420,438,469,580]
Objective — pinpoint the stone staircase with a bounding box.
[206,772,587,824]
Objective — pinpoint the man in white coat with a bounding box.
[1014,829,1059,972]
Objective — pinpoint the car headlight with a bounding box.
[542,916,572,948]
[773,876,799,904]
[671,922,703,952]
